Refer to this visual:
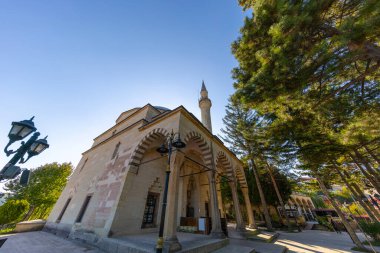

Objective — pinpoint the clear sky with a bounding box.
[0,1,248,175]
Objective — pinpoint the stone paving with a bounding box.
[1,229,380,253]
[0,231,105,253]
[274,230,380,253]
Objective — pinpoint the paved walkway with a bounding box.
[0,231,105,253]
[1,230,380,253]
[274,230,380,253]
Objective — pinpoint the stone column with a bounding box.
[229,181,245,231]
[207,170,225,238]
[164,151,184,252]
[241,187,256,229]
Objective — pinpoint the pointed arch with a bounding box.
[234,166,248,188]
[129,128,169,167]
[216,151,235,180]
[184,131,213,168]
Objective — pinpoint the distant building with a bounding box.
[45,82,255,250]
[286,193,316,222]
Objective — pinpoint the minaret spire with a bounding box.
[201,80,206,91]
[199,81,212,132]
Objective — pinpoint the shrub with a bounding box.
[359,221,380,240]
[316,216,333,231]
[0,199,30,225]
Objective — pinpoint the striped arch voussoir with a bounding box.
[129,128,169,167]
[184,131,212,168]
[235,166,248,188]
[216,151,235,181]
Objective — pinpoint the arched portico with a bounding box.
[106,127,249,252]
[182,131,224,238]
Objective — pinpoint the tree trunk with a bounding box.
[316,176,365,250]
[353,150,380,180]
[350,154,380,193]
[265,161,291,229]
[352,182,380,219]
[363,145,380,165]
[250,158,273,230]
[334,165,378,222]
[23,205,35,221]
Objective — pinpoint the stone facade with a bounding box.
[45,84,252,250]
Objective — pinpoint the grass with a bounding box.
[363,240,380,246]
[351,246,375,252]
[0,225,15,235]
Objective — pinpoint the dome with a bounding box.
[154,106,171,111]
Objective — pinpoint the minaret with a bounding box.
[199,81,212,132]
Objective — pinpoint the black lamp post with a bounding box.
[155,130,186,253]
[0,117,49,183]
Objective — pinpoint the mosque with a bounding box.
[45,82,254,251]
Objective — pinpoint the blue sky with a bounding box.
[0,1,248,174]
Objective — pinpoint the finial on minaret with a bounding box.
[201,80,206,91]
[199,81,212,132]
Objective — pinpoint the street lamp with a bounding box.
[155,130,186,253]
[0,117,49,183]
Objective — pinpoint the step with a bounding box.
[96,236,229,253]
[211,244,255,253]
[179,238,229,253]
[247,231,279,243]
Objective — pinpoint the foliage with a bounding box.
[220,163,293,206]
[351,246,372,253]
[359,221,380,240]
[0,199,29,225]
[231,0,379,247]
[347,202,366,216]
[332,186,353,203]
[232,0,380,179]
[311,195,329,209]
[0,224,16,235]
[363,240,380,246]
[293,179,322,195]
[245,166,292,206]
[220,176,233,203]
[5,162,72,220]
[315,216,333,231]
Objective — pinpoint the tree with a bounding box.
[5,162,72,220]
[221,100,296,229]
[245,165,292,206]
[230,0,379,249]
[0,199,29,225]
[221,101,273,229]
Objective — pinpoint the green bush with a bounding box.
[0,199,30,225]
[316,216,333,231]
[359,221,380,240]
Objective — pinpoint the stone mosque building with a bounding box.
[45,83,254,250]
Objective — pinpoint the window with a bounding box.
[111,142,121,159]
[76,195,92,223]
[142,192,159,228]
[56,198,71,223]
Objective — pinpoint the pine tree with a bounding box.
[230,0,379,249]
